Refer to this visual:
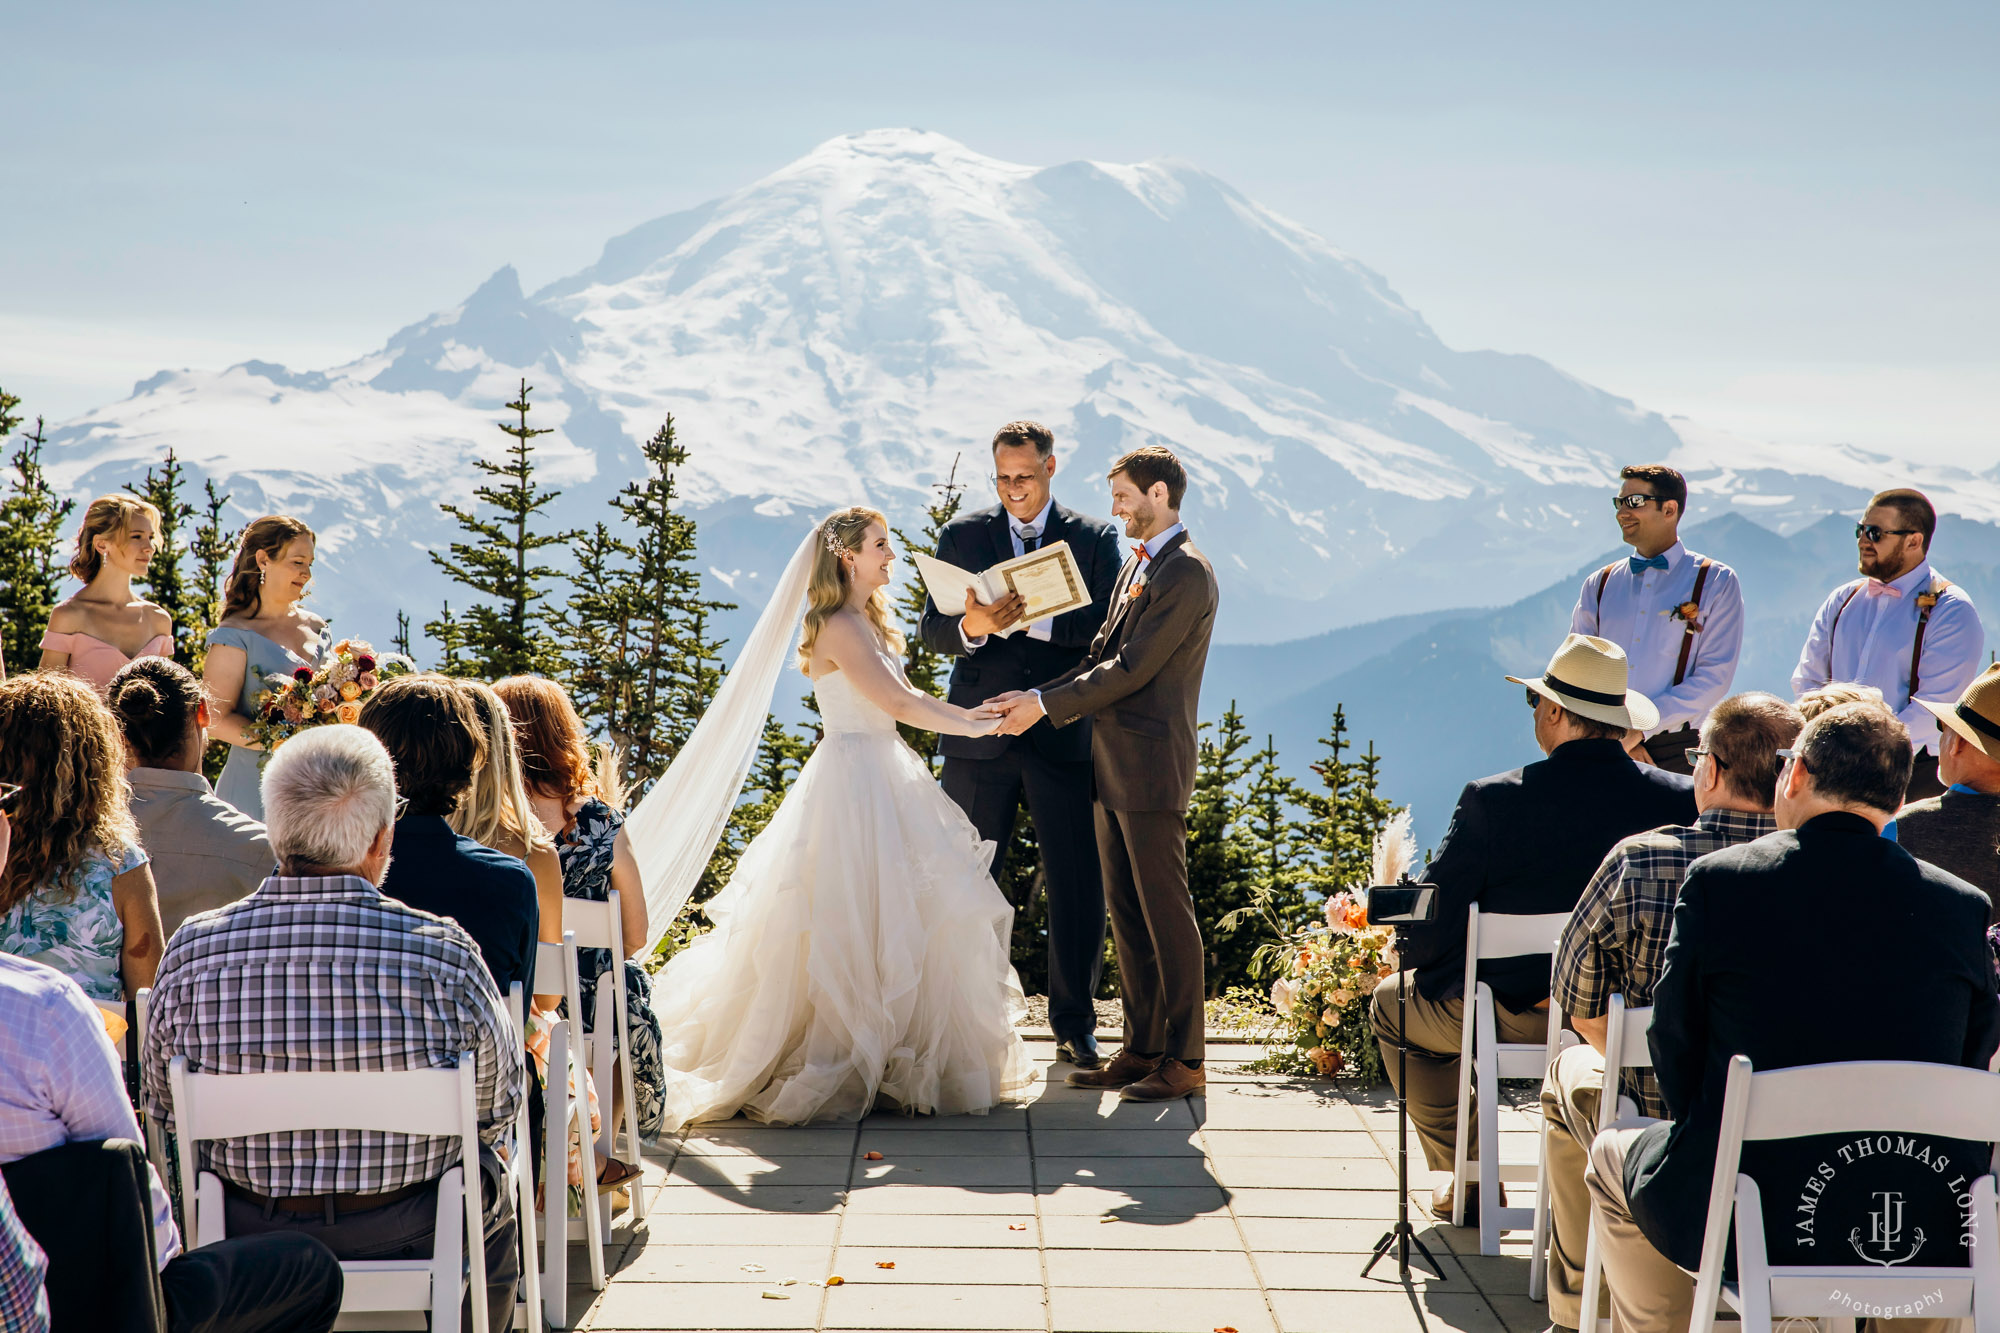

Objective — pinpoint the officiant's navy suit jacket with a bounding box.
[1626,812,2000,1273]
[1401,738,1695,1009]
[918,501,1122,764]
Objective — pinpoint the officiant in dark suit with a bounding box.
[918,420,1124,1069]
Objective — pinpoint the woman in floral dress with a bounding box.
[0,673,166,1011]
[495,676,667,1140]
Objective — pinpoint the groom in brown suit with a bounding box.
[988,445,1220,1102]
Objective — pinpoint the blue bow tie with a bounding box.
[1628,554,1670,574]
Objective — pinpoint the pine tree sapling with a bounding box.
[427,380,579,677]
[185,479,238,674]
[0,408,74,673]
[124,450,197,664]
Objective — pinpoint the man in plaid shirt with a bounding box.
[1538,692,1802,1332]
[143,725,526,1333]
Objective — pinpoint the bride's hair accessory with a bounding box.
[822,525,851,557]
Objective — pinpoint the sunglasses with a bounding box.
[1855,523,1919,543]
[393,795,411,822]
[1525,686,1543,709]
[1684,747,1729,771]
[1612,494,1663,511]
[0,783,19,816]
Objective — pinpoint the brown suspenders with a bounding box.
[1595,556,1712,687]
[1824,575,1951,696]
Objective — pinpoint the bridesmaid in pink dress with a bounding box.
[38,496,177,694]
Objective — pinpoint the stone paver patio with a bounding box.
[562,1040,1552,1332]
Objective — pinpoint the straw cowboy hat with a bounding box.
[1918,661,2000,759]
[1506,633,1660,732]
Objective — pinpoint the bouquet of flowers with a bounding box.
[243,638,415,754]
[1241,809,1418,1082]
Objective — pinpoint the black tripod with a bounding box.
[1361,923,1444,1282]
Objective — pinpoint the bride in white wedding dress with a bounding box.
[638,505,1035,1130]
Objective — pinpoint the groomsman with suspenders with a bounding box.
[1792,487,1986,802]
[1571,465,1744,775]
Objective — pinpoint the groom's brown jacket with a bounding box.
[1039,530,1217,812]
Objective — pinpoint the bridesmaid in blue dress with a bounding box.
[201,516,332,820]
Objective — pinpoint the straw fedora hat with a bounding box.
[1917,661,2000,759]
[1506,633,1660,732]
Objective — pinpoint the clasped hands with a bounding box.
[968,689,1046,736]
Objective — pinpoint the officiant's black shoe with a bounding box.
[1119,1058,1206,1102]
[1055,1035,1101,1070]
[1066,1048,1161,1089]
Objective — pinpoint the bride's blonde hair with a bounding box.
[798,505,904,675]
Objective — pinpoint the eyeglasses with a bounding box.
[1684,747,1729,770]
[1612,494,1663,510]
[1855,523,1919,543]
[0,783,20,816]
[989,473,1044,488]
[393,796,411,821]
[1775,747,1802,767]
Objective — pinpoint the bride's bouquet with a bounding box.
[244,637,415,754]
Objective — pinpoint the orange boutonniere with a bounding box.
[1126,574,1148,601]
[1668,600,1704,633]
[1918,590,1941,611]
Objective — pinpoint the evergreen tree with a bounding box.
[1296,705,1398,896]
[555,415,735,798]
[890,459,966,771]
[124,451,196,663]
[426,380,579,677]
[1184,704,1264,992]
[392,611,414,661]
[432,601,466,673]
[186,479,238,674]
[0,401,73,673]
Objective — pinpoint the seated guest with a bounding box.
[107,658,272,939]
[0,672,165,1007]
[1,952,342,1332]
[449,680,565,1003]
[1895,661,2000,919]
[1371,634,1696,1219]
[0,1173,48,1333]
[495,675,665,1140]
[359,674,539,1000]
[1585,703,2000,1333]
[142,725,525,1333]
[1795,680,1887,722]
[1539,692,1802,1331]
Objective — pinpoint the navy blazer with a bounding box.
[378,814,540,1001]
[916,500,1122,763]
[1401,738,1696,1009]
[1626,812,2000,1272]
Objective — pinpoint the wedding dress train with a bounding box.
[648,665,1035,1130]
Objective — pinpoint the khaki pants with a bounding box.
[1370,970,1546,1174]
[1584,1125,1963,1333]
[1542,1042,1606,1329]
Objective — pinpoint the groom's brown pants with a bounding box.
[1095,803,1205,1062]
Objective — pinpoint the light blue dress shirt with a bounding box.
[1791,559,1986,753]
[1569,540,1744,735]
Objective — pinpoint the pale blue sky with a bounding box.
[5,1,1996,462]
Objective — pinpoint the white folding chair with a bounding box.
[133,987,171,1183]
[1689,1055,2000,1333]
[517,931,604,1328]
[169,1053,490,1333]
[504,980,543,1332]
[562,893,648,1229]
[1573,993,1656,1333]
[1450,905,1575,1260]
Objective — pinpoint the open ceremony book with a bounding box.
[912,540,1092,637]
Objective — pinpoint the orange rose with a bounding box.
[335,701,363,725]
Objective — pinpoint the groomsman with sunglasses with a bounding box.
[1792,487,1985,801]
[1570,465,1745,775]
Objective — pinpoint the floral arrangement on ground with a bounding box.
[244,638,415,753]
[1218,810,1418,1082]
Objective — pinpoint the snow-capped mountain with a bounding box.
[39,128,2000,649]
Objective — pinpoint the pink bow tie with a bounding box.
[1863,580,1904,599]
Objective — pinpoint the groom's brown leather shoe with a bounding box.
[1118,1058,1206,1102]
[1065,1048,1161,1089]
